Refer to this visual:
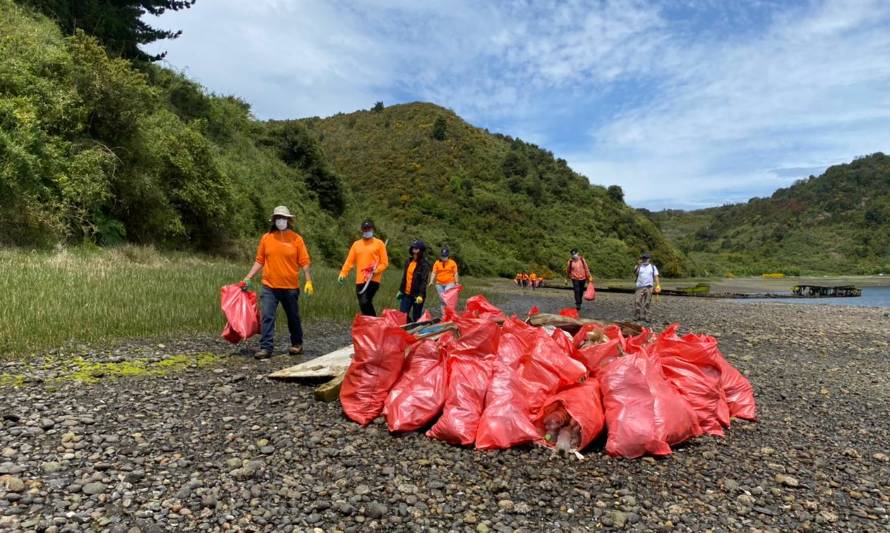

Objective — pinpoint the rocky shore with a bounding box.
[1,288,888,532]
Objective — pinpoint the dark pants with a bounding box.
[399,295,425,322]
[260,287,302,351]
[572,279,587,309]
[356,281,380,316]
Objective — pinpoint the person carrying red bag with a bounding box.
[242,206,313,359]
[566,248,593,311]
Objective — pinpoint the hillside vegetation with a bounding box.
[648,153,890,275]
[1,0,685,278]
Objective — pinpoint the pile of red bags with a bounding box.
[340,296,757,458]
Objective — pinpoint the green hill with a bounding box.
[647,153,890,275]
[1,0,686,278]
[297,104,685,277]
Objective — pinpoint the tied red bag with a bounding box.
[340,313,414,426]
[220,284,260,344]
[600,353,702,458]
[583,282,596,301]
[535,381,605,453]
[475,332,539,449]
[683,332,757,421]
[516,328,588,414]
[426,354,493,446]
[440,285,462,312]
[384,339,447,432]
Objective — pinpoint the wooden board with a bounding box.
[267,345,354,380]
[313,373,345,402]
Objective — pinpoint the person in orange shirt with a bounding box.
[529,272,538,290]
[397,240,431,321]
[243,206,313,359]
[566,248,593,311]
[338,219,389,316]
[430,246,459,307]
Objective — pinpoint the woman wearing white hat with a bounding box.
[243,206,314,359]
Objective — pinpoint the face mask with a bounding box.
[572,253,580,260]
[275,218,288,231]
[362,230,374,239]
[440,256,448,262]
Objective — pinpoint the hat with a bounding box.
[640,252,652,259]
[409,240,426,253]
[361,218,375,230]
[570,248,579,255]
[270,206,294,220]
[440,246,450,257]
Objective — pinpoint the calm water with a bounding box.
[742,286,890,308]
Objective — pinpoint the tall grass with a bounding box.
[0,246,490,355]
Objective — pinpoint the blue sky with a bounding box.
[143,0,890,210]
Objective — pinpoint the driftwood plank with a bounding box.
[313,372,346,402]
[267,345,354,380]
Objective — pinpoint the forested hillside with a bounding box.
[648,153,890,275]
[0,0,686,277]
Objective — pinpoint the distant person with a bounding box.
[536,273,545,288]
[566,249,592,311]
[514,273,522,286]
[633,252,661,322]
[521,272,530,288]
[397,240,431,321]
[430,246,459,306]
[338,219,389,316]
[243,206,314,359]
[529,272,538,290]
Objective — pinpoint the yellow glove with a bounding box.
[655,285,661,294]
[304,280,315,296]
[415,295,424,304]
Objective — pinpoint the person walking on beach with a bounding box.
[566,249,592,311]
[243,206,314,359]
[430,246,459,307]
[338,219,389,316]
[529,272,538,290]
[633,252,661,322]
[397,240,432,321]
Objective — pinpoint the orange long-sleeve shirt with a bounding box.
[255,230,311,289]
[339,238,389,284]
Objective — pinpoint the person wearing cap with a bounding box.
[430,246,459,308]
[397,240,431,321]
[338,219,389,316]
[566,249,593,311]
[243,206,314,359]
[633,252,661,322]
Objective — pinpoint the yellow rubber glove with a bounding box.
[655,285,662,294]
[415,295,424,304]
[304,280,315,296]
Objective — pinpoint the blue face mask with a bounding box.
[362,230,374,239]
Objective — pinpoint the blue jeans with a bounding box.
[260,287,302,351]
[399,295,425,322]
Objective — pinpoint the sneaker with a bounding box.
[254,349,271,360]
[289,344,304,355]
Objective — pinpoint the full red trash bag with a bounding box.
[682,332,757,421]
[340,314,415,426]
[535,381,605,452]
[475,359,539,449]
[384,340,446,432]
[464,295,504,321]
[440,285,462,312]
[600,353,702,458]
[220,284,260,344]
[517,328,587,413]
[426,354,493,445]
[559,308,579,319]
[583,282,596,301]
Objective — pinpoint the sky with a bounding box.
[143,0,890,210]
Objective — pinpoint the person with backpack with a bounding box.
[397,240,432,321]
[566,249,593,311]
[633,252,661,322]
[242,206,314,359]
[338,219,389,316]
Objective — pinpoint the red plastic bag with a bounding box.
[464,295,504,321]
[516,328,588,413]
[426,354,493,445]
[440,285,462,312]
[600,353,702,458]
[528,305,540,316]
[535,381,605,452]
[220,284,260,344]
[475,358,539,449]
[340,314,415,426]
[682,332,757,421]
[583,282,596,301]
[384,340,446,432]
[559,308,579,319]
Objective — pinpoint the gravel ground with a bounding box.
[1,287,889,532]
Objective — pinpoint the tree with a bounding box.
[432,116,447,140]
[20,0,196,61]
[607,184,625,204]
[371,101,384,112]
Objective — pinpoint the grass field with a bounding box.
[0,246,491,356]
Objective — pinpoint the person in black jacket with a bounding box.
[397,240,431,321]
